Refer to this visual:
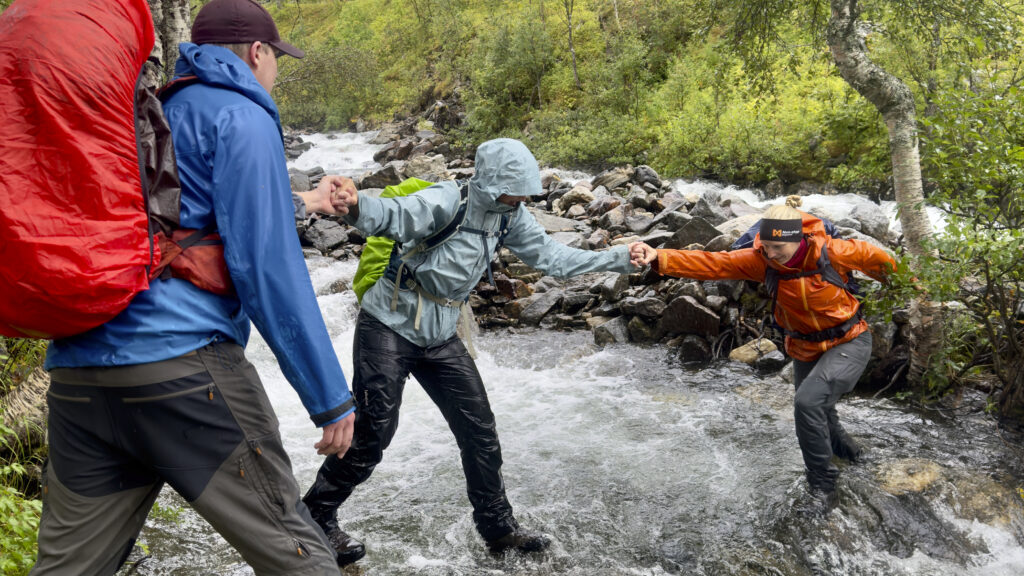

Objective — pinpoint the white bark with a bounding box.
[146,0,191,85]
[827,0,942,385]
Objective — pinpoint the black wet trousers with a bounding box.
[303,311,516,542]
[792,330,872,492]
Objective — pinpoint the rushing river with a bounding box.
[121,133,1024,575]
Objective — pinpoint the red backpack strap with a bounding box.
[155,75,201,101]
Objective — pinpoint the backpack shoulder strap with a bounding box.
[400,180,470,259]
[763,243,861,342]
[764,243,850,299]
[155,75,201,102]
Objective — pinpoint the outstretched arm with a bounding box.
[333,182,459,244]
[210,107,354,453]
[829,237,898,282]
[504,207,636,276]
[652,246,766,282]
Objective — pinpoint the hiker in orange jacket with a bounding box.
[632,197,897,510]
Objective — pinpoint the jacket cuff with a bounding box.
[292,192,307,221]
[310,398,355,427]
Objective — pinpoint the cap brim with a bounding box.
[268,39,304,59]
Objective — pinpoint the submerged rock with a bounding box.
[876,458,943,494]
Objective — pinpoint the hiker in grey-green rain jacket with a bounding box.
[358,139,634,347]
[302,138,645,563]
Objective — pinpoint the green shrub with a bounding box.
[0,338,47,397]
[0,425,41,576]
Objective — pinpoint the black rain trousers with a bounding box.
[302,311,517,541]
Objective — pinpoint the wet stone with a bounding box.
[627,316,655,342]
[518,290,564,325]
[753,350,787,372]
[304,219,349,252]
[619,297,667,320]
[728,338,778,365]
[677,335,712,363]
[597,273,630,302]
[660,295,720,338]
[664,217,721,249]
[593,315,630,345]
[561,292,594,314]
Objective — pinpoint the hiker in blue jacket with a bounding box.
[302,138,647,562]
[35,1,353,574]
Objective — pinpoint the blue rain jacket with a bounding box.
[352,138,634,347]
[47,44,353,426]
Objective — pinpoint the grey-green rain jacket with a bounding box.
[348,138,633,347]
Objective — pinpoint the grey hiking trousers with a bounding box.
[792,330,872,492]
[31,343,339,576]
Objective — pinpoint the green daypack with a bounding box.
[352,177,435,302]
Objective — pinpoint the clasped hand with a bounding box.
[628,242,657,267]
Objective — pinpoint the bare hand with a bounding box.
[628,242,658,267]
[297,175,356,216]
[314,412,355,457]
[330,181,359,215]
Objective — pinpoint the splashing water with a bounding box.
[129,256,1024,576]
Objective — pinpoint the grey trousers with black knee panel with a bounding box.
[31,343,338,576]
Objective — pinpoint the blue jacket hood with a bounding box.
[174,43,282,135]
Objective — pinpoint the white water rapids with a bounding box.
[124,132,1024,576]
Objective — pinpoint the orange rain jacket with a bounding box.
[654,212,897,362]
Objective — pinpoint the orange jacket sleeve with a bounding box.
[826,238,897,283]
[655,248,767,282]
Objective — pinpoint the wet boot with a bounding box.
[304,488,365,566]
[832,431,864,463]
[486,526,552,554]
[324,526,366,566]
[807,486,839,514]
[802,469,839,515]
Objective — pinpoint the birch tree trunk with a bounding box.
[563,0,582,91]
[827,0,943,386]
[145,0,191,87]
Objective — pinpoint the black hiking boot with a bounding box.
[834,436,864,463]
[325,526,366,566]
[808,486,839,512]
[486,528,552,554]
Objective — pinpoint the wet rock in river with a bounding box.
[517,290,564,325]
[876,458,942,494]
[594,315,630,344]
[304,219,349,252]
[728,338,778,365]
[663,217,721,249]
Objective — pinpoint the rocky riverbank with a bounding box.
[287,122,910,388]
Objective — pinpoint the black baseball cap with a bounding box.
[191,0,304,59]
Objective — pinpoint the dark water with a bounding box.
[121,257,1024,576]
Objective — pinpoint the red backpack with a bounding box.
[0,0,230,339]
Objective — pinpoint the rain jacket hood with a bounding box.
[174,43,281,135]
[468,138,543,214]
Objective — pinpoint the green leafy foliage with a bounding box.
[0,425,42,576]
[0,338,47,397]
[914,72,1024,410]
[263,0,901,181]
